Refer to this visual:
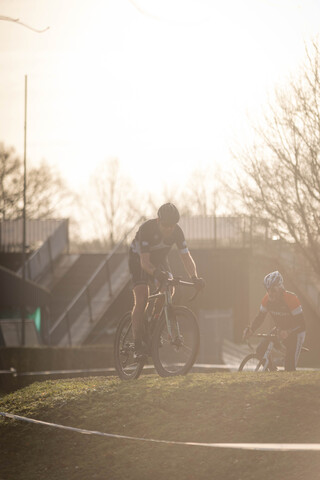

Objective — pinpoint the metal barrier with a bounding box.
[179,215,269,248]
[0,218,66,252]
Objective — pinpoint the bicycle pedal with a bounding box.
[133,352,148,360]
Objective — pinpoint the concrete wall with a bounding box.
[0,345,114,393]
[169,247,252,343]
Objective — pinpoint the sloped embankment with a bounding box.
[1,372,320,480]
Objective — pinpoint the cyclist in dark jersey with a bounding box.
[243,271,306,371]
[129,203,205,357]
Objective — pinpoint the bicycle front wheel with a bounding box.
[114,312,145,380]
[151,306,199,377]
[238,353,268,372]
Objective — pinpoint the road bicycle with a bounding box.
[238,331,309,372]
[114,277,201,380]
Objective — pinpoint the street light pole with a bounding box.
[21,75,27,346]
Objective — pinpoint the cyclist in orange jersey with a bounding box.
[243,271,306,371]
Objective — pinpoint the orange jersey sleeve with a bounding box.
[283,291,303,316]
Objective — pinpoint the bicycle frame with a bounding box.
[147,284,177,341]
[240,329,309,373]
[114,276,201,379]
[260,339,275,371]
[249,333,285,371]
[148,277,198,337]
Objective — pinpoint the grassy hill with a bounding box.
[1,372,320,480]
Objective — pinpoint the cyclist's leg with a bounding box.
[284,331,306,371]
[132,284,148,337]
[256,337,269,359]
[129,250,150,355]
[132,283,149,355]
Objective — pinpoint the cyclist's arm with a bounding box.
[138,223,158,276]
[179,251,198,278]
[251,310,267,332]
[249,294,269,333]
[140,252,157,276]
[243,312,265,340]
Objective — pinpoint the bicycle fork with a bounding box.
[163,295,181,344]
[261,341,274,371]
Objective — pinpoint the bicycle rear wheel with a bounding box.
[114,312,145,380]
[152,306,199,377]
[238,353,268,372]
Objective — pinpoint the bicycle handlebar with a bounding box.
[153,276,203,301]
[245,332,310,353]
[168,277,204,301]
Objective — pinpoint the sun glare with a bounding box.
[0,0,319,193]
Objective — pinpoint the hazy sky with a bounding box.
[1,0,320,194]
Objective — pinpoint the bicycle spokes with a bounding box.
[152,306,199,376]
[114,312,145,380]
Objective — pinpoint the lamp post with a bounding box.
[21,75,27,346]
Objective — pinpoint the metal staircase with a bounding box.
[48,220,142,346]
[48,254,107,325]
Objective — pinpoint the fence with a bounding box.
[179,215,269,247]
[0,219,67,252]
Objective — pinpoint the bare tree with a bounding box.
[84,158,143,247]
[183,164,224,216]
[232,40,320,274]
[0,144,22,220]
[145,164,227,218]
[26,160,70,218]
[146,183,186,218]
[0,143,70,220]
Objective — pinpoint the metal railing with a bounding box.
[179,215,269,248]
[48,218,144,345]
[0,218,66,252]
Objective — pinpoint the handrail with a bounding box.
[49,217,145,344]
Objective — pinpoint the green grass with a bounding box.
[1,372,320,480]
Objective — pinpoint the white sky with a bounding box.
[1,0,320,195]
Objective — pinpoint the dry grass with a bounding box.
[1,372,320,480]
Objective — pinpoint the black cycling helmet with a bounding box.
[157,203,180,225]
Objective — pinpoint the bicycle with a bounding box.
[238,330,309,372]
[114,277,201,380]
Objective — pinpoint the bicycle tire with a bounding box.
[151,306,199,377]
[238,353,269,372]
[114,312,145,380]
